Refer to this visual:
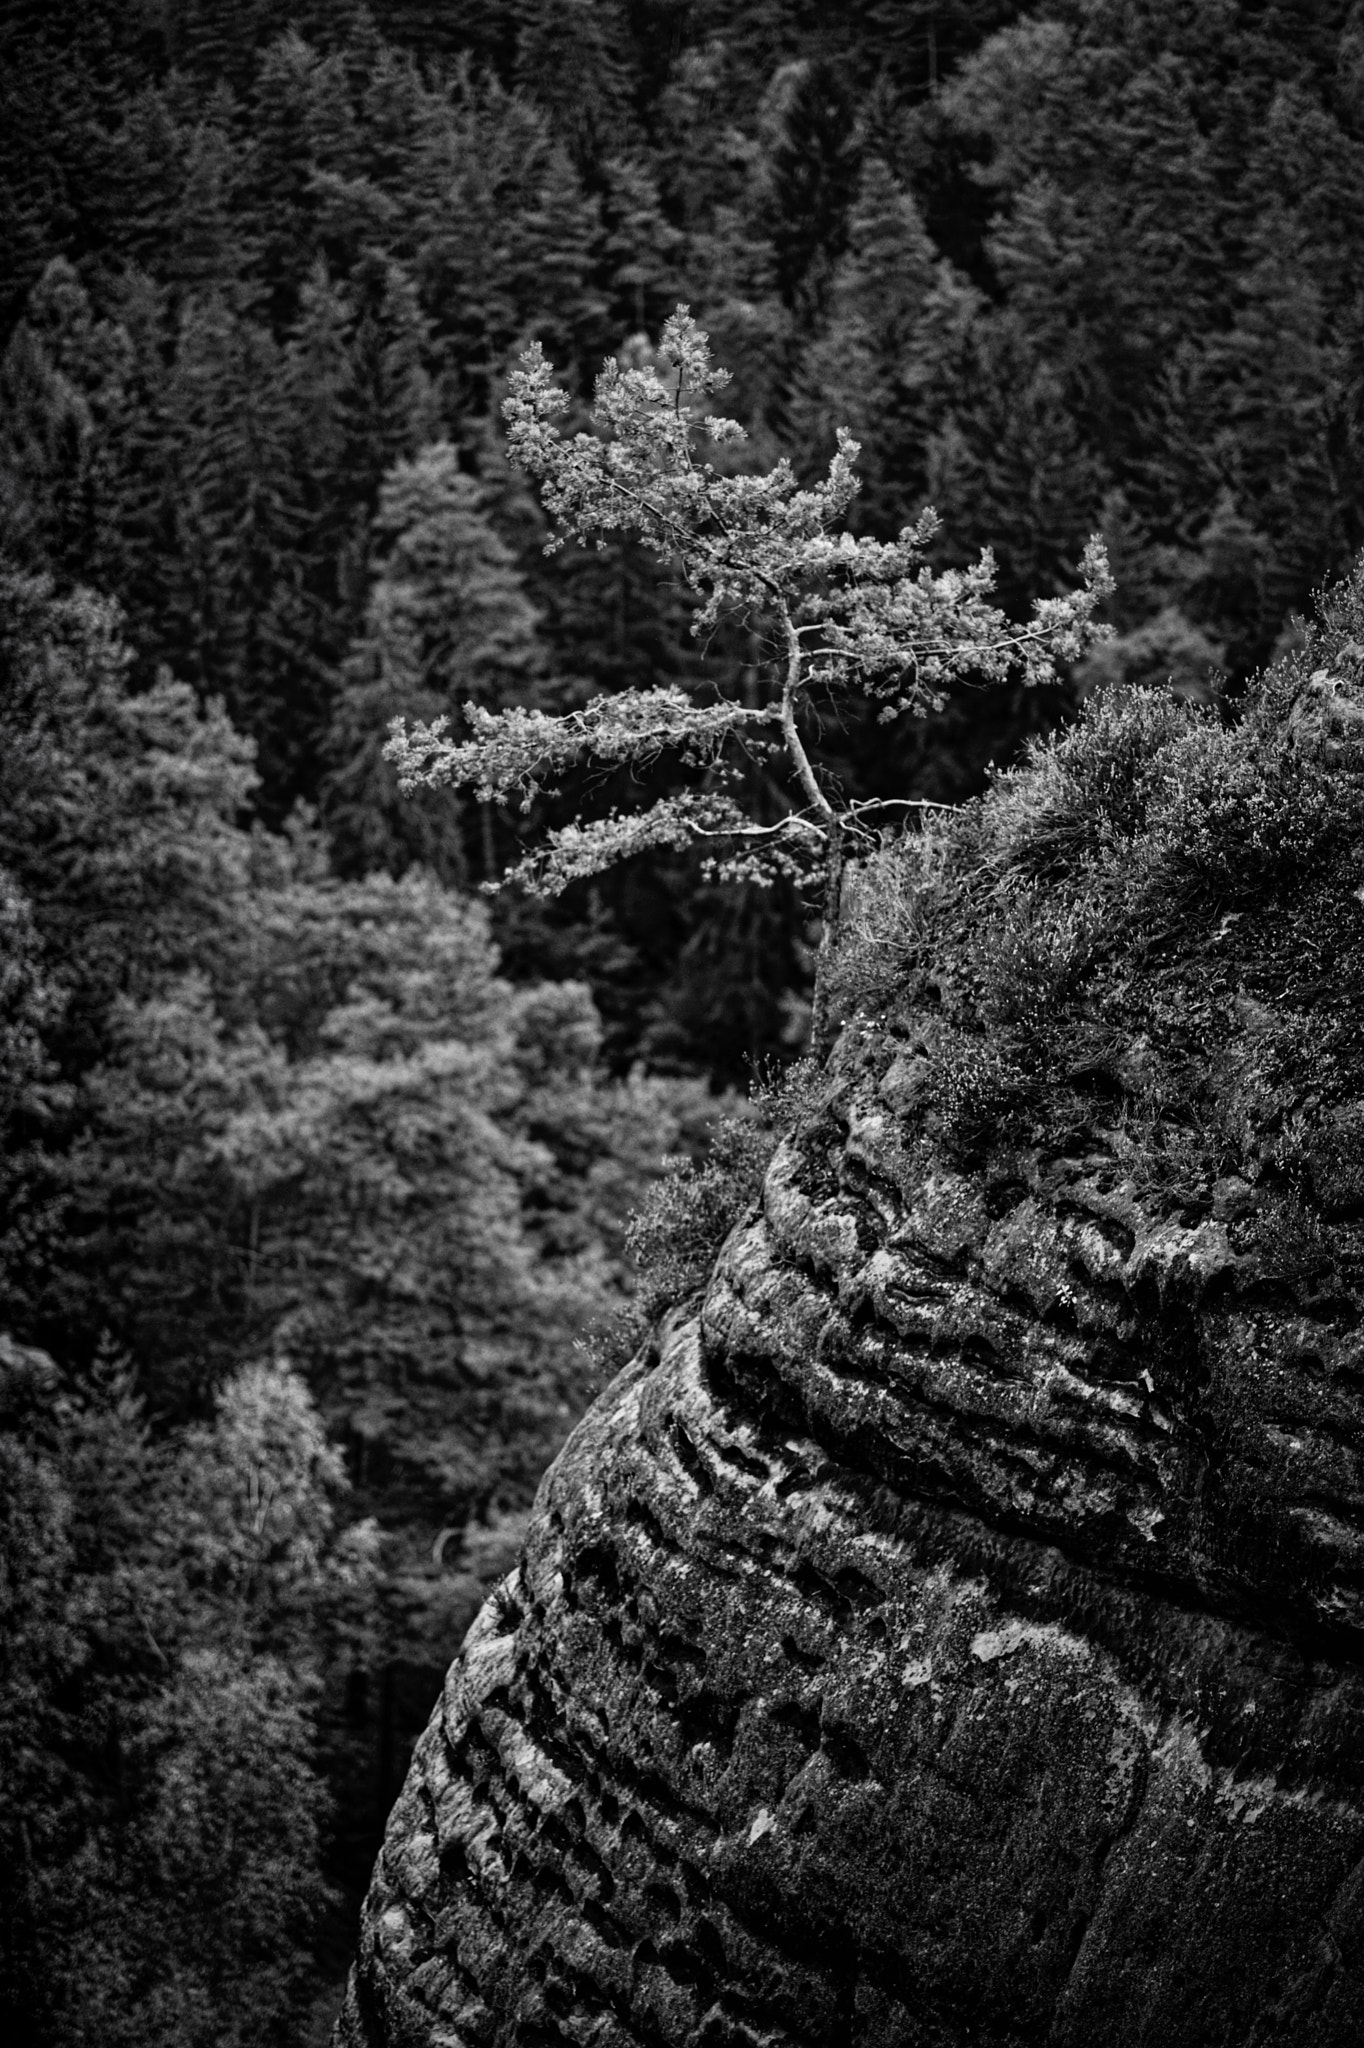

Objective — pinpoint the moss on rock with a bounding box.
[337,568,1364,2046]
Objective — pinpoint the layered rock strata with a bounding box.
[336,1104,1364,2046]
[337,644,1364,2045]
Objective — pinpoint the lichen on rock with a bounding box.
[337,572,1364,2046]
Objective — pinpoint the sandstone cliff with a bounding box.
[336,586,1364,2046]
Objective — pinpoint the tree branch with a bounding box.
[692,813,827,844]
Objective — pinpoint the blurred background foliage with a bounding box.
[2,0,1363,2034]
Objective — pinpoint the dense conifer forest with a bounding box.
[2,0,1362,2038]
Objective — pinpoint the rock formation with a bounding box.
[336,595,1364,2046]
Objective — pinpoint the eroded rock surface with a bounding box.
[336,1135,1364,2045]
[337,643,1364,2046]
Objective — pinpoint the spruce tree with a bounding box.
[326,443,548,882]
[786,156,940,520]
[763,59,863,314]
[513,0,638,171]
[600,155,684,338]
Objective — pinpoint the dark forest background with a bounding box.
[2,1,1362,2039]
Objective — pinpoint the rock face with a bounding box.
[337,626,1364,2046]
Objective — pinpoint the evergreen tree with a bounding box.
[923,0,1364,675]
[249,31,356,316]
[281,257,368,624]
[0,551,730,1973]
[168,0,268,94]
[0,259,133,583]
[162,116,259,307]
[0,1338,373,2048]
[761,58,863,314]
[513,0,639,169]
[600,155,685,338]
[1201,203,1343,665]
[102,86,203,282]
[0,1,140,331]
[325,444,549,881]
[342,255,438,489]
[786,156,940,518]
[651,38,748,232]
[157,295,316,806]
[389,309,1112,1050]
[851,0,1022,100]
[923,311,1111,603]
[0,569,260,1357]
[0,573,257,1076]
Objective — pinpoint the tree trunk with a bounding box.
[807,816,845,1061]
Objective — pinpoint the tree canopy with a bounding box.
[5,0,1361,1072]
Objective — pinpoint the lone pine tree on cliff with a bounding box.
[386,307,1113,1053]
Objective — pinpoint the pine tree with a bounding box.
[388,309,1112,1051]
